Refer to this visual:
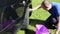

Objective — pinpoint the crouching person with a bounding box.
[29,0,60,34]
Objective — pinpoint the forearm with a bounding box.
[55,22,60,34]
[55,17,60,34]
[30,5,41,11]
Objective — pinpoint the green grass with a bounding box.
[1,0,60,34]
[29,0,60,34]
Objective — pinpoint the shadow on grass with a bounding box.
[21,29,35,34]
[29,19,45,27]
[29,19,56,29]
[19,19,44,34]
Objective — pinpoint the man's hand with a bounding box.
[29,5,41,12]
[54,16,60,34]
[29,9,34,11]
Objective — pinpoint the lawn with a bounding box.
[1,0,60,34]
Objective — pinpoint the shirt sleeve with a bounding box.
[56,5,60,16]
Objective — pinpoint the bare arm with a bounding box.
[54,16,60,34]
[29,5,42,11]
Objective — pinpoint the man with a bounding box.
[29,0,60,34]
